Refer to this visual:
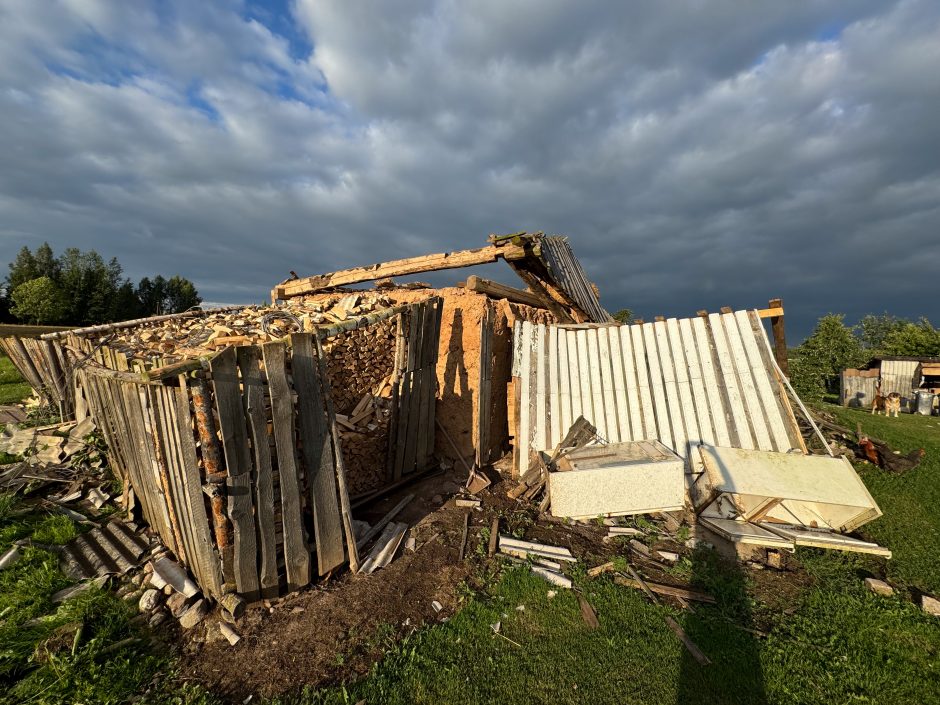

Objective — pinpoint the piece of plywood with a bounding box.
[699,517,795,548]
[759,523,891,557]
[700,445,882,532]
[549,441,685,519]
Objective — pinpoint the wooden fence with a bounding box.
[4,298,442,601]
[0,335,75,415]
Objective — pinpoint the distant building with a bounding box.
[841,356,940,410]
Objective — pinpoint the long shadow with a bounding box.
[676,541,769,704]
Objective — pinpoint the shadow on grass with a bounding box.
[676,546,768,705]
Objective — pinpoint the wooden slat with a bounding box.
[654,321,687,458]
[607,327,630,442]
[262,342,311,592]
[556,328,573,441]
[291,333,345,576]
[643,323,674,452]
[313,337,360,572]
[576,330,595,429]
[666,318,701,448]
[416,300,437,470]
[597,327,620,443]
[734,311,792,452]
[707,313,753,450]
[628,325,653,440]
[585,329,607,439]
[478,302,495,466]
[151,384,197,573]
[393,371,412,480]
[747,311,806,453]
[172,379,224,597]
[517,321,534,472]
[678,317,715,447]
[566,327,583,427]
[547,324,561,448]
[719,313,771,450]
[534,324,548,452]
[425,298,443,463]
[236,347,279,599]
[692,316,732,448]
[209,347,260,599]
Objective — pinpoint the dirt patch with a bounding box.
[180,472,475,702]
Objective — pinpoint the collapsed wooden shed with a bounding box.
[0,232,610,601]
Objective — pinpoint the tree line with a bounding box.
[789,313,940,400]
[0,243,201,326]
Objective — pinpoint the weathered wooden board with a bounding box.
[262,342,311,592]
[210,347,260,599]
[291,333,345,576]
[236,347,279,599]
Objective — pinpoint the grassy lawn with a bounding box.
[2,405,939,704]
[0,494,169,705]
[824,403,940,595]
[0,354,31,406]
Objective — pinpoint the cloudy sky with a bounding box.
[1,0,938,338]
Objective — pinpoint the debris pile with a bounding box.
[88,292,395,362]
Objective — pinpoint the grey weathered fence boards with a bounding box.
[0,335,74,412]
[4,299,442,601]
[389,297,443,481]
[475,301,495,467]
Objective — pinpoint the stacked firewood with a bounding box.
[324,317,398,496]
[89,292,395,361]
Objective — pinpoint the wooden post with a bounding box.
[768,298,789,377]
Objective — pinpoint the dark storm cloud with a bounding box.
[1,0,938,337]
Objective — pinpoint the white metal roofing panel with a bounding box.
[512,309,802,467]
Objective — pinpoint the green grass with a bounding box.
[0,354,31,406]
[0,493,167,705]
[824,403,940,594]
[256,555,938,705]
[254,406,940,705]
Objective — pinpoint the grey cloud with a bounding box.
[0,0,938,338]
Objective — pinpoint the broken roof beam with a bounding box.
[462,275,547,309]
[272,243,527,300]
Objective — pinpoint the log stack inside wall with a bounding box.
[321,317,397,497]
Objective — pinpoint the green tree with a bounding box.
[880,319,940,357]
[57,248,124,325]
[612,308,634,324]
[788,314,866,400]
[10,276,68,324]
[136,275,167,315]
[164,275,201,313]
[110,280,142,321]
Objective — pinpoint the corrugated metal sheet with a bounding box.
[513,310,801,469]
[59,521,151,581]
[879,359,918,406]
[537,236,611,323]
[840,371,879,408]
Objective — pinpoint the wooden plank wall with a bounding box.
[475,300,495,467]
[391,297,444,480]
[75,332,361,601]
[0,335,74,414]
[512,309,805,475]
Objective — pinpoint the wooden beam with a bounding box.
[273,243,527,300]
[757,306,785,319]
[464,275,546,309]
[763,298,788,376]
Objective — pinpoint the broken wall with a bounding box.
[382,287,553,465]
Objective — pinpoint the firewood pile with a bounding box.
[87,292,395,362]
[323,316,398,496]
